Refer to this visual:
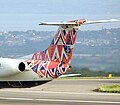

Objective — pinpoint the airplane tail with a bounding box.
[31,19,86,64]
[31,19,119,64]
[24,19,119,79]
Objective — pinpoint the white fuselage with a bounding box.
[0,58,50,81]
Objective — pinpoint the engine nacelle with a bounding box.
[0,58,26,77]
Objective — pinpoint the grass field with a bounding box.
[57,77,120,93]
[95,85,120,93]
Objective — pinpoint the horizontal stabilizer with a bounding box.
[59,74,81,78]
[39,22,77,26]
[39,19,119,26]
[83,19,120,25]
[39,19,86,26]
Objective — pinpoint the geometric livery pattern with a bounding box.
[28,19,86,79]
[26,59,70,79]
[32,26,77,64]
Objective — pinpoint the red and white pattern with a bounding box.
[27,19,86,79]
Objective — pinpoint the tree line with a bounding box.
[67,67,120,77]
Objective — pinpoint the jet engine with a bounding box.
[0,58,27,77]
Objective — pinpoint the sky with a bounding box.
[0,0,120,31]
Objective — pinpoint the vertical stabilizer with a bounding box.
[31,19,86,64]
[31,19,119,64]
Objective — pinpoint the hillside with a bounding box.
[0,28,120,71]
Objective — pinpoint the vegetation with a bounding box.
[95,85,120,93]
[67,67,120,77]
